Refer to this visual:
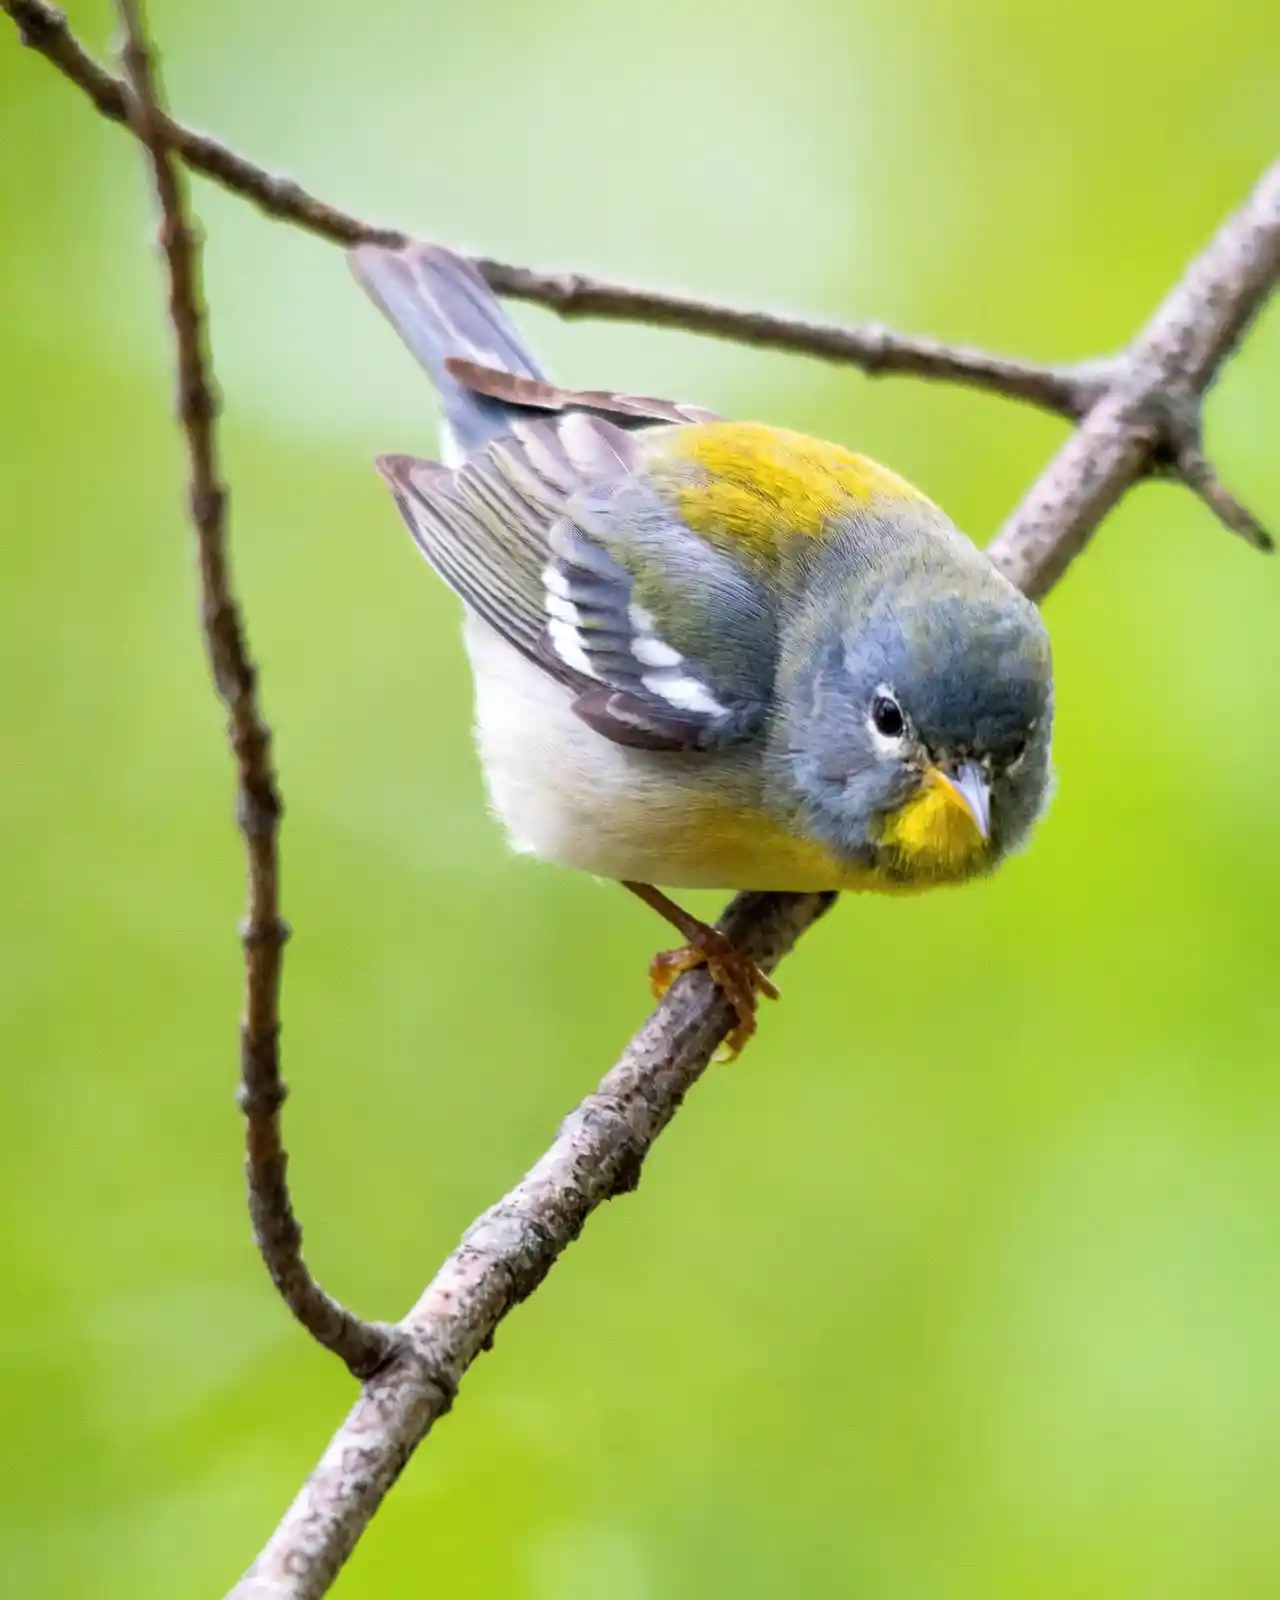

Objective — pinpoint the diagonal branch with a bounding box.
[5,0,1108,423]
[113,0,396,1381]
[224,161,1280,1599]
[986,158,1280,597]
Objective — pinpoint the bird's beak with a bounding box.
[938,761,991,841]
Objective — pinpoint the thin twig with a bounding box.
[1173,443,1274,553]
[5,0,1109,422]
[474,258,1116,419]
[8,0,1265,545]
[226,160,1280,1599]
[113,0,395,1381]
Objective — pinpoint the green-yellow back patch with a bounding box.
[655,422,929,562]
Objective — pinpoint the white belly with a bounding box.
[464,614,771,887]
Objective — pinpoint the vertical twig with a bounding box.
[114,0,395,1379]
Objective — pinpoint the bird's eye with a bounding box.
[1006,737,1028,768]
[870,693,905,740]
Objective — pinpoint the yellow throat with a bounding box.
[876,768,990,886]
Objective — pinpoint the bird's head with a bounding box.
[775,560,1053,886]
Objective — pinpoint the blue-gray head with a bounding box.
[772,559,1054,885]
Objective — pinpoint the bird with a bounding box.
[350,241,1054,1054]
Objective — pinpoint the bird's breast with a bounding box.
[462,616,986,895]
[462,615,882,890]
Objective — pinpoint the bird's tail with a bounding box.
[350,242,549,462]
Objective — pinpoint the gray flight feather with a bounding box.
[351,244,550,457]
[355,242,774,753]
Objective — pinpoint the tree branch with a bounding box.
[985,158,1280,597]
[229,889,836,1600]
[10,0,1265,544]
[5,0,1111,422]
[112,0,396,1381]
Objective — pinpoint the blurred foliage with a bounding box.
[3,0,1280,1595]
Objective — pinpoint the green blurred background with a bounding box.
[3,1,1280,1594]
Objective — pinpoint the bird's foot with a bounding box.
[648,925,780,1060]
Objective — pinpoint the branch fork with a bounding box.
[1127,384,1273,552]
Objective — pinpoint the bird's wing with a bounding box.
[444,357,724,428]
[376,411,775,753]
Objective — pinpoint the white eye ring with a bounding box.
[867,686,908,752]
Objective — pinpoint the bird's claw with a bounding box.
[648,927,779,1059]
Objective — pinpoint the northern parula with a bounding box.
[352,243,1054,1050]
